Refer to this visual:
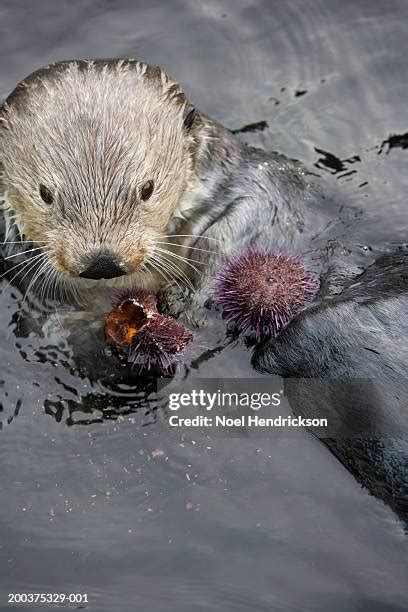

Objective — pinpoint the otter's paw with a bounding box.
[157,284,207,328]
[157,284,192,318]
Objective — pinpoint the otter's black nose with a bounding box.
[78,251,127,280]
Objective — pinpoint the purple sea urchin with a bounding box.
[105,288,193,374]
[214,249,318,339]
[127,314,193,372]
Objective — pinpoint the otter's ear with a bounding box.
[183,105,197,131]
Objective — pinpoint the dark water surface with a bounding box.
[1,1,408,610]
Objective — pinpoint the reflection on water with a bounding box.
[1,0,408,610]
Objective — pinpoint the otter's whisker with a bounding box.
[148,257,176,285]
[0,250,50,281]
[160,253,197,288]
[45,266,56,304]
[43,267,64,326]
[0,258,33,281]
[161,258,196,292]
[138,262,152,282]
[1,240,49,245]
[39,261,55,304]
[71,277,86,307]
[58,271,79,308]
[156,247,207,273]
[56,272,67,304]
[60,272,85,307]
[19,253,51,288]
[153,240,213,289]
[24,262,48,307]
[139,260,166,289]
[155,246,205,269]
[58,273,72,306]
[148,256,182,291]
[53,273,67,313]
[20,256,52,306]
[153,251,196,292]
[151,252,185,285]
[4,246,46,260]
[58,273,69,304]
[156,241,217,255]
[162,234,222,243]
[48,273,64,330]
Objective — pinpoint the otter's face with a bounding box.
[0,60,200,290]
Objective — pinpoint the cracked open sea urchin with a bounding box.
[105,288,193,374]
[214,249,319,339]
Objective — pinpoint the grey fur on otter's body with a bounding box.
[1,59,407,526]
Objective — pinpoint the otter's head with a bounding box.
[0,59,205,293]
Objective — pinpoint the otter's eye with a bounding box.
[39,184,54,205]
[141,180,154,201]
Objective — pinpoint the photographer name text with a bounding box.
[169,414,327,428]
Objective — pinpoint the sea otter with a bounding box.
[0,58,346,308]
[0,59,407,525]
